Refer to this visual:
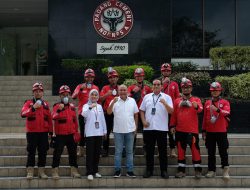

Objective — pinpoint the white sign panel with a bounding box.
[97,43,128,54]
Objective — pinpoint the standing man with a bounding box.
[202,82,231,180]
[170,78,203,178]
[72,68,99,156]
[140,79,173,178]
[100,69,119,157]
[21,82,52,179]
[160,63,180,158]
[107,85,139,178]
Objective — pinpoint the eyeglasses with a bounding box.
[153,84,161,86]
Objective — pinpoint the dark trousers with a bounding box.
[102,113,113,152]
[86,136,102,175]
[206,132,229,171]
[79,114,85,147]
[52,134,78,168]
[168,114,176,149]
[143,130,168,173]
[26,132,49,167]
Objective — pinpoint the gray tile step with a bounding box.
[0,95,58,102]
[0,154,249,166]
[0,176,248,189]
[0,127,25,133]
[0,76,52,81]
[0,165,249,177]
[0,90,52,96]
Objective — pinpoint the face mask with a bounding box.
[62,97,69,104]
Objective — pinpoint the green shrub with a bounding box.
[123,79,152,88]
[171,61,198,72]
[61,59,112,71]
[216,72,250,100]
[102,65,154,83]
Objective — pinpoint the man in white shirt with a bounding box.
[140,79,173,179]
[107,84,139,178]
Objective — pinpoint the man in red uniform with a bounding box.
[170,78,203,178]
[21,82,52,179]
[160,63,180,157]
[128,68,152,151]
[72,69,99,156]
[51,85,81,179]
[99,69,119,157]
[202,82,231,180]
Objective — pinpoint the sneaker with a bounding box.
[87,174,94,180]
[223,166,230,180]
[205,171,215,178]
[126,171,136,178]
[113,170,121,178]
[175,171,186,178]
[195,171,202,179]
[95,173,102,178]
[170,148,177,158]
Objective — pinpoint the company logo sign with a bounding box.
[93,0,133,40]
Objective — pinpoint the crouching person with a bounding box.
[21,82,52,180]
[51,85,81,179]
[82,89,107,180]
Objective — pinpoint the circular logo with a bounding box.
[93,0,133,40]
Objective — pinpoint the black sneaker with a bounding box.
[113,170,121,178]
[126,171,136,178]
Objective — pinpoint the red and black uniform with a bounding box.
[21,98,52,167]
[202,98,230,171]
[100,85,119,153]
[170,96,203,173]
[72,84,99,146]
[51,102,79,168]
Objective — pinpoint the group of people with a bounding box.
[21,63,231,181]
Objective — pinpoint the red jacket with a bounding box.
[52,103,79,135]
[202,98,230,132]
[170,96,203,134]
[128,83,152,108]
[162,80,180,103]
[72,84,99,115]
[100,85,119,111]
[21,99,52,133]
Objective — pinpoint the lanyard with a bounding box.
[153,93,161,107]
[93,106,98,122]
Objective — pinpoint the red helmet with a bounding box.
[84,68,95,77]
[59,85,71,94]
[210,82,223,91]
[161,63,172,71]
[32,82,43,92]
[180,78,192,88]
[134,68,145,77]
[108,69,119,78]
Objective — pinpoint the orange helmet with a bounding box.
[32,82,43,92]
[134,68,145,77]
[210,82,222,91]
[59,85,71,94]
[161,63,172,71]
[180,78,192,88]
[107,69,119,78]
[84,68,95,77]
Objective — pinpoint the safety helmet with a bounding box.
[161,63,172,71]
[210,82,222,91]
[107,69,119,78]
[134,68,145,77]
[84,68,95,77]
[59,85,71,94]
[180,77,192,88]
[32,82,43,92]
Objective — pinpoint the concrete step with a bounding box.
[0,127,25,133]
[0,165,249,177]
[0,154,249,166]
[0,90,52,96]
[0,176,248,189]
[0,76,52,81]
[0,95,58,102]
[0,81,52,88]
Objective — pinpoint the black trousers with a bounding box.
[26,132,49,167]
[52,134,78,168]
[79,114,85,147]
[143,130,168,173]
[102,113,113,152]
[168,114,176,149]
[86,136,102,175]
[206,132,229,171]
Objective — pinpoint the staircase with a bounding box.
[0,76,249,189]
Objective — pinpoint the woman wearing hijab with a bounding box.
[82,89,107,180]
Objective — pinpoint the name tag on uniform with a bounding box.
[151,108,156,115]
[95,122,99,129]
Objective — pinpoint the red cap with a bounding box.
[32,82,43,92]
[210,82,223,91]
[134,68,145,77]
[59,85,71,94]
[161,63,172,71]
[108,69,119,78]
[84,69,95,77]
[180,78,192,88]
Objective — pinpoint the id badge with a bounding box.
[151,108,156,115]
[95,122,99,129]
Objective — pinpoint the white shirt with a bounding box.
[140,92,173,131]
[82,103,107,137]
[111,97,139,133]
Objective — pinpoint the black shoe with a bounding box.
[161,171,169,179]
[126,171,136,178]
[143,171,153,178]
[113,170,121,178]
[101,149,108,157]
